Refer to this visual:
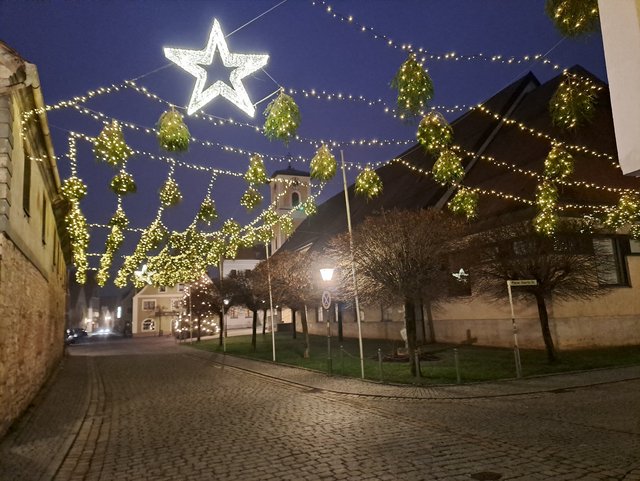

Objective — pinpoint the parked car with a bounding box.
[65,327,88,344]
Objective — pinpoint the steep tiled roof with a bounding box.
[281,67,640,253]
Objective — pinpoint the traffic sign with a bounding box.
[507,279,538,287]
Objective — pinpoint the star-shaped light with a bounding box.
[164,19,269,117]
[452,268,469,283]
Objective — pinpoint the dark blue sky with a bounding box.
[0,0,607,277]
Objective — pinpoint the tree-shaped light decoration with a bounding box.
[448,187,478,219]
[61,176,87,201]
[114,219,167,287]
[417,111,453,153]
[280,215,294,235]
[391,53,434,118]
[94,120,133,166]
[544,144,574,181]
[534,180,560,236]
[96,206,129,286]
[66,201,90,283]
[631,224,640,241]
[355,166,383,199]
[110,170,137,195]
[550,74,598,130]
[545,0,599,37]
[222,219,242,259]
[310,144,337,181]
[197,198,217,223]
[533,209,559,237]
[301,196,317,216]
[604,193,640,230]
[432,149,465,185]
[244,154,268,185]
[241,186,263,210]
[257,225,273,244]
[157,108,190,152]
[159,178,182,206]
[263,89,301,144]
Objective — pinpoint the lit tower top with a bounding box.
[270,164,310,253]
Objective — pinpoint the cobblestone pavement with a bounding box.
[1,336,639,481]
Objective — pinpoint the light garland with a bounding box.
[61,175,87,201]
[93,120,133,166]
[245,154,269,185]
[354,166,383,199]
[96,206,129,286]
[159,176,182,207]
[417,111,453,154]
[432,149,464,185]
[391,53,434,118]
[263,89,301,144]
[603,193,640,231]
[110,170,137,195]
[157,108,190,152]
[241,187,263,210]
[549,72,598,130]
[545,0,599,38]
[310,144,337,181]
[543,144,574,181]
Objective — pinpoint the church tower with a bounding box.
[270,164,310,253]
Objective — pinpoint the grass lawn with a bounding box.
[188,331,640,385]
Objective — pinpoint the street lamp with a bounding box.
[320,268,335,282]
[223,298,230,352]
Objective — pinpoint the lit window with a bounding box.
[142,319,155,331]
[593,237,629,286]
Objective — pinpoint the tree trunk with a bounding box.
[534,292,557,363]
[337,302,343,342]
[251,309,258,351]
[301,305,310,358]
[196,317,202,342]
[291,309,297,339]
[404,298,420,376]
[262,309,267,335]
[424,301,436,343]
[218,311,224,346]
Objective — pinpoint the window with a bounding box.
[142,319,155,331]
[142,300,156,311]
[177,284,185,292]
[41,196,47,244]
[23,152,31,215]
[158,286,166,293]
[291,191,300,207]
[229,307,238,319]
[593,237,629,286]
[171,299,182,311]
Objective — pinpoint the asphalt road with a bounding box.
[1,336,639,480]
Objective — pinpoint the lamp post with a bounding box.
[223,298,230,353]
[320,267,335,375]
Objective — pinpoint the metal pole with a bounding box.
[265,243,277,362]
[340,345,344,375]
[378,348,383,382]
[454,348,461,384]
[341,150,365,380]
[326,306,332,375]
[189,288,193,344]
[220,257,226,353]
[507,281,523,378]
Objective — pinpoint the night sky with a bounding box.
[0,0,607,288]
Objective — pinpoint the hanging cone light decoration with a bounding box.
[534,209,559,236]
[355,166,383,199]
[544,145,574,181]
[110,170,137,195]
[66,202,89,284]
[310,144,337,181]
[417,111,453,154]
[263,89,301,144]
[432,150,464,185]
[96,207,129,287]
[448,187,478,219]
[545,0,599,37]
[536,180,559,212]
[157,108,190,152]
[301,197,317,216]
[604,193,640,229]
[245,154,268,185]
[197,198,217,223]
[61,176,87,201]
[159,178,182,206]
[241,187,263,210]
[550,74,598,130]
[279,215,294,235]
[94,120,133,166]
[391,53,434,118]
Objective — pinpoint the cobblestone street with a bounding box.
[1,337,639,481]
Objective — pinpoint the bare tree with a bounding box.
[469,220,604,362]
[327,208,465,374]
[184,274,219,342]
[226,270,264,351]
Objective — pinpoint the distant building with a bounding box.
[270,165,310,253]
[222,245,265,329]
[0,42,70,437]
[132,283,186,336]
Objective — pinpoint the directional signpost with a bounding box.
[507,279,538,378]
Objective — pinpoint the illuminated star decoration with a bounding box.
[452,268,469,283]
[134,264,153,285]
[164,19,269,117]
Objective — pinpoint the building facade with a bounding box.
[132,283,186,336]
[0,42,70,436]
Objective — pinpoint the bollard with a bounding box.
[378,348,383,382]
[454,348,461,384]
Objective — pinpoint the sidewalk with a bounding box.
[183,344,640,399]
